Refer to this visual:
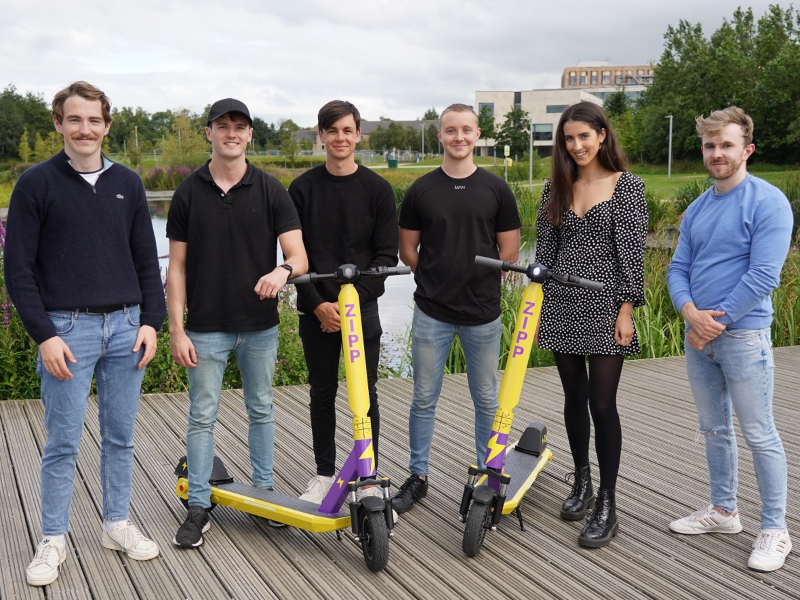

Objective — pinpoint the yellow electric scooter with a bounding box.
[174,264,410,572]
[458,256,603,557]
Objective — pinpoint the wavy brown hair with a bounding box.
[52,81,112,125]
[546,101,626,226]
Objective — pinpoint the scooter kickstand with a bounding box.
[514,507,526,532]
[336,529,342,541]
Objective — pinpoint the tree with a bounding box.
[477,105,496,157]
[423,107,439,120]
[17,129,31,162]
[604,90,630,118]
[280,136,300,167]
[161,111,208,168]
[32,132,49,163]
[635,5,800,164]
[495,108,530,159]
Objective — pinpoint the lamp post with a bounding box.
[529,121,534,190]
[665,115,673,179]
[421,123,425,160]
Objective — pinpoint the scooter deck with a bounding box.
[175,478,350,532]
[501,445,553,513]
[475,442,553,514]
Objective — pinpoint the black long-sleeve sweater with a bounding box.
[288,164,399,313]
[4,150,166,344]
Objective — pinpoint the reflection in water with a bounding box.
[149,200,536,370]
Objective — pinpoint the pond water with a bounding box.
[149,200,536,367]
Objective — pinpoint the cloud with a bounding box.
[0,0,780,125]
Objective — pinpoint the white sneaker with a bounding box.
[748,528,792,572]
[27,537,67,586]
[299,475,335,504]
[357,485,399,523]
[669,504,742,534]
[101,520,160,560]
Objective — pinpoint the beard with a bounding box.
[704,156,744,181]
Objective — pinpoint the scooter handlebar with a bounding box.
[475,255,604,291]
[287,265,411,285]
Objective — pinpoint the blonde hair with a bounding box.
[439,103,478,129]
[695,106,753,146]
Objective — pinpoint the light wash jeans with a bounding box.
[186,327,278,508]
[408,306,501,475]
[684,327,787,529]
[38,306,145,535]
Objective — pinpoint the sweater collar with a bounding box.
[53,149,115,176]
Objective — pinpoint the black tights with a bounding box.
[553,353,624,490]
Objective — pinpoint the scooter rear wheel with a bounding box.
[462,501,491,557]
[360,511,389,572]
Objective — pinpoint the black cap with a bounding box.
[206,98,253,126]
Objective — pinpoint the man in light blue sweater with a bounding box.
[667,107,793,572]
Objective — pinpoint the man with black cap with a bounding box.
[167,98,307,548]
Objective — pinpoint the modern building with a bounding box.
[475,61,655,157]
[475,89,603,157]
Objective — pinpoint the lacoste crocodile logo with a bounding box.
[116,194,124,199]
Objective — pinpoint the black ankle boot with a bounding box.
[560,466,595,521]
[579,488,618,548]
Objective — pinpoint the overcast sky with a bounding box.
[0,1,782,126]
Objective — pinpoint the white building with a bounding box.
[474,89,603,157]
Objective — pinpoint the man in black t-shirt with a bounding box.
[289,100,398,506]
[166,98,307,548]
[393,103,521,514]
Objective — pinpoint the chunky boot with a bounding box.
[561,466,595,521]
[579,488,619,548]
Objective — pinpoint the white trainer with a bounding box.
[101,520,160,560]
[748,528,792,572]
[669,504,743,535]
[27,537,67,586]
[357,485,399,523]
[299,475,335,504]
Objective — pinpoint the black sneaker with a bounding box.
[391,474,428,514]
[173,505,210,548]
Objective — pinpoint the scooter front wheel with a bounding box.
[462,501,491,557]
[360,511,389,572]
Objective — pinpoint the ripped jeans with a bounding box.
[684,327,787,529]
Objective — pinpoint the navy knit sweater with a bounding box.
[4,150,166,344]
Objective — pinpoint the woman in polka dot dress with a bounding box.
[534,101,647,548]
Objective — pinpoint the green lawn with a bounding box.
[1,183,12,209]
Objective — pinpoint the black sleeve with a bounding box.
[288,177,325,311]
[355,177,399,303]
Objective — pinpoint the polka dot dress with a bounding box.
[534,172,648,356]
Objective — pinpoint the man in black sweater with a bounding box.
[288,101,398,506]
[5,81,165,586]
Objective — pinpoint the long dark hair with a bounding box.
[547,101,626,226]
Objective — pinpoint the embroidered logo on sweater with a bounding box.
[116,194,124,199]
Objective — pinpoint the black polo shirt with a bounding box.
[166,160,301,332]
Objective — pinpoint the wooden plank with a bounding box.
[0,402,45,600]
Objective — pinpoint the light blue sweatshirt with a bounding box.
[667,173,793,330]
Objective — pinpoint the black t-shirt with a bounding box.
[166,161,301,332]
[289,164,399,313]
[399,167,521,325]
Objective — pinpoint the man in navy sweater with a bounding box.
[667,107,794,572]
[4,81,166,586]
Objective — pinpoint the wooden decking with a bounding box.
[1,348,798,599]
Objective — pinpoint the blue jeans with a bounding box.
[684,327,787,529]
[408,306,500,475]
[38,306,145,535]
[186,327,278,508]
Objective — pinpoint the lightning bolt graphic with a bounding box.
[182,462,187,470]
[486,434,505,463]
[337,478,344,487]
[359,441,375,474]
